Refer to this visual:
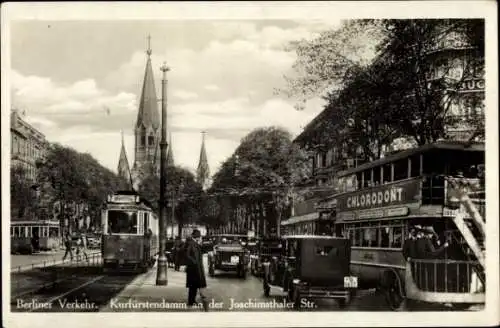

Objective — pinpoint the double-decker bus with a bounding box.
[324,141,485,310]
[11,220,60,254]
[101,190,159,272]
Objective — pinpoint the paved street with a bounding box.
[10,250,101,271]
[10,252,483,312]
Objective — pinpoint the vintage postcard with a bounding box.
[2,1,498,327]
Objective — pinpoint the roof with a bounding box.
[135,56,160,130]
[282,235,346,240]
[337,141,484,178]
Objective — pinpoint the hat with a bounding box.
[192,229,201,238]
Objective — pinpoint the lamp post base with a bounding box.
[156,256,168,286]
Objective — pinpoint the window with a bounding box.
[141,136,146,146]
[148,135,155,146]
[380,226,390,247]
[144,212,149,233]
[32,226,40,238]
[362,227,379,247]
[410,155,421,177]
[391,226,403,248]
[393,159,409,181]
[383,164,392,184]
[108,210,138,234]
[11,227,14,237]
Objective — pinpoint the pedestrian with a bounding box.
[174,236,183,271]
[185,229,209,311]
[79,232,89,262]
[62,231,73,261]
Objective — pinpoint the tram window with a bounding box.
[49,227,59,237]
[391,226,403,248]
[108,210,138,234]
[32,227,40,238]
[11,227,14,237]
[144,213,149,232]
[380,227,390,247]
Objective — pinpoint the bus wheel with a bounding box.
[384,272,405,311]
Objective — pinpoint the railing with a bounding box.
[408,258,484,294]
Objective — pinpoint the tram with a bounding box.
[321,141,486,310]
[10,220,60,254]
[101,190,159,272]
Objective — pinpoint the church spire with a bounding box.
[196,131,210,190]
[167,133,174,166]
[135,35,160,130]
[117,130,132,187]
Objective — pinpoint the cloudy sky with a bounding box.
[10,19,342,176]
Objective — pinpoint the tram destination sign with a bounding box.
[336,179,420,212]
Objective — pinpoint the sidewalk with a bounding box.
[100,265,195,312]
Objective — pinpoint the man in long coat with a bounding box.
[185,229,208,311]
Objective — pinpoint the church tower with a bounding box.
[132,35,161,181]
[117,130,132,187]
[196,131,210,190]
[167,133,174,167]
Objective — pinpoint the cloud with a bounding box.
[172,89,199,100]
[204,84,220,91]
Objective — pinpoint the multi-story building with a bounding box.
[10,109,48,181]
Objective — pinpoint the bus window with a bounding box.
[373,166,381,185]
[353,228,361,246]
[362,228,379,247]
[393,159,408,181]
[383,164,392,184]
[380,227,390,247]
[391,226,403,248]
[410,155,421,177]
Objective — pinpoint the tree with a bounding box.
[278,20,385,109]
[137,165,203,237]
[37,143,126,231]
[211,126,311,235]
[10,166,34,220]
[374,19,485,145]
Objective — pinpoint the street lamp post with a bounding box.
[156,61,170,286]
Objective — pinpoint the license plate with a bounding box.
[344,276,358,288]
[230,256,240,264]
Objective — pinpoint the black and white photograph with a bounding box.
[2,1,498,327]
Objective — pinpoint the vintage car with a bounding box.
[250,237,282,277]
[262,235,357,309]
[207,234,249,279]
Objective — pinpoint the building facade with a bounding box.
[10,109,48,181]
